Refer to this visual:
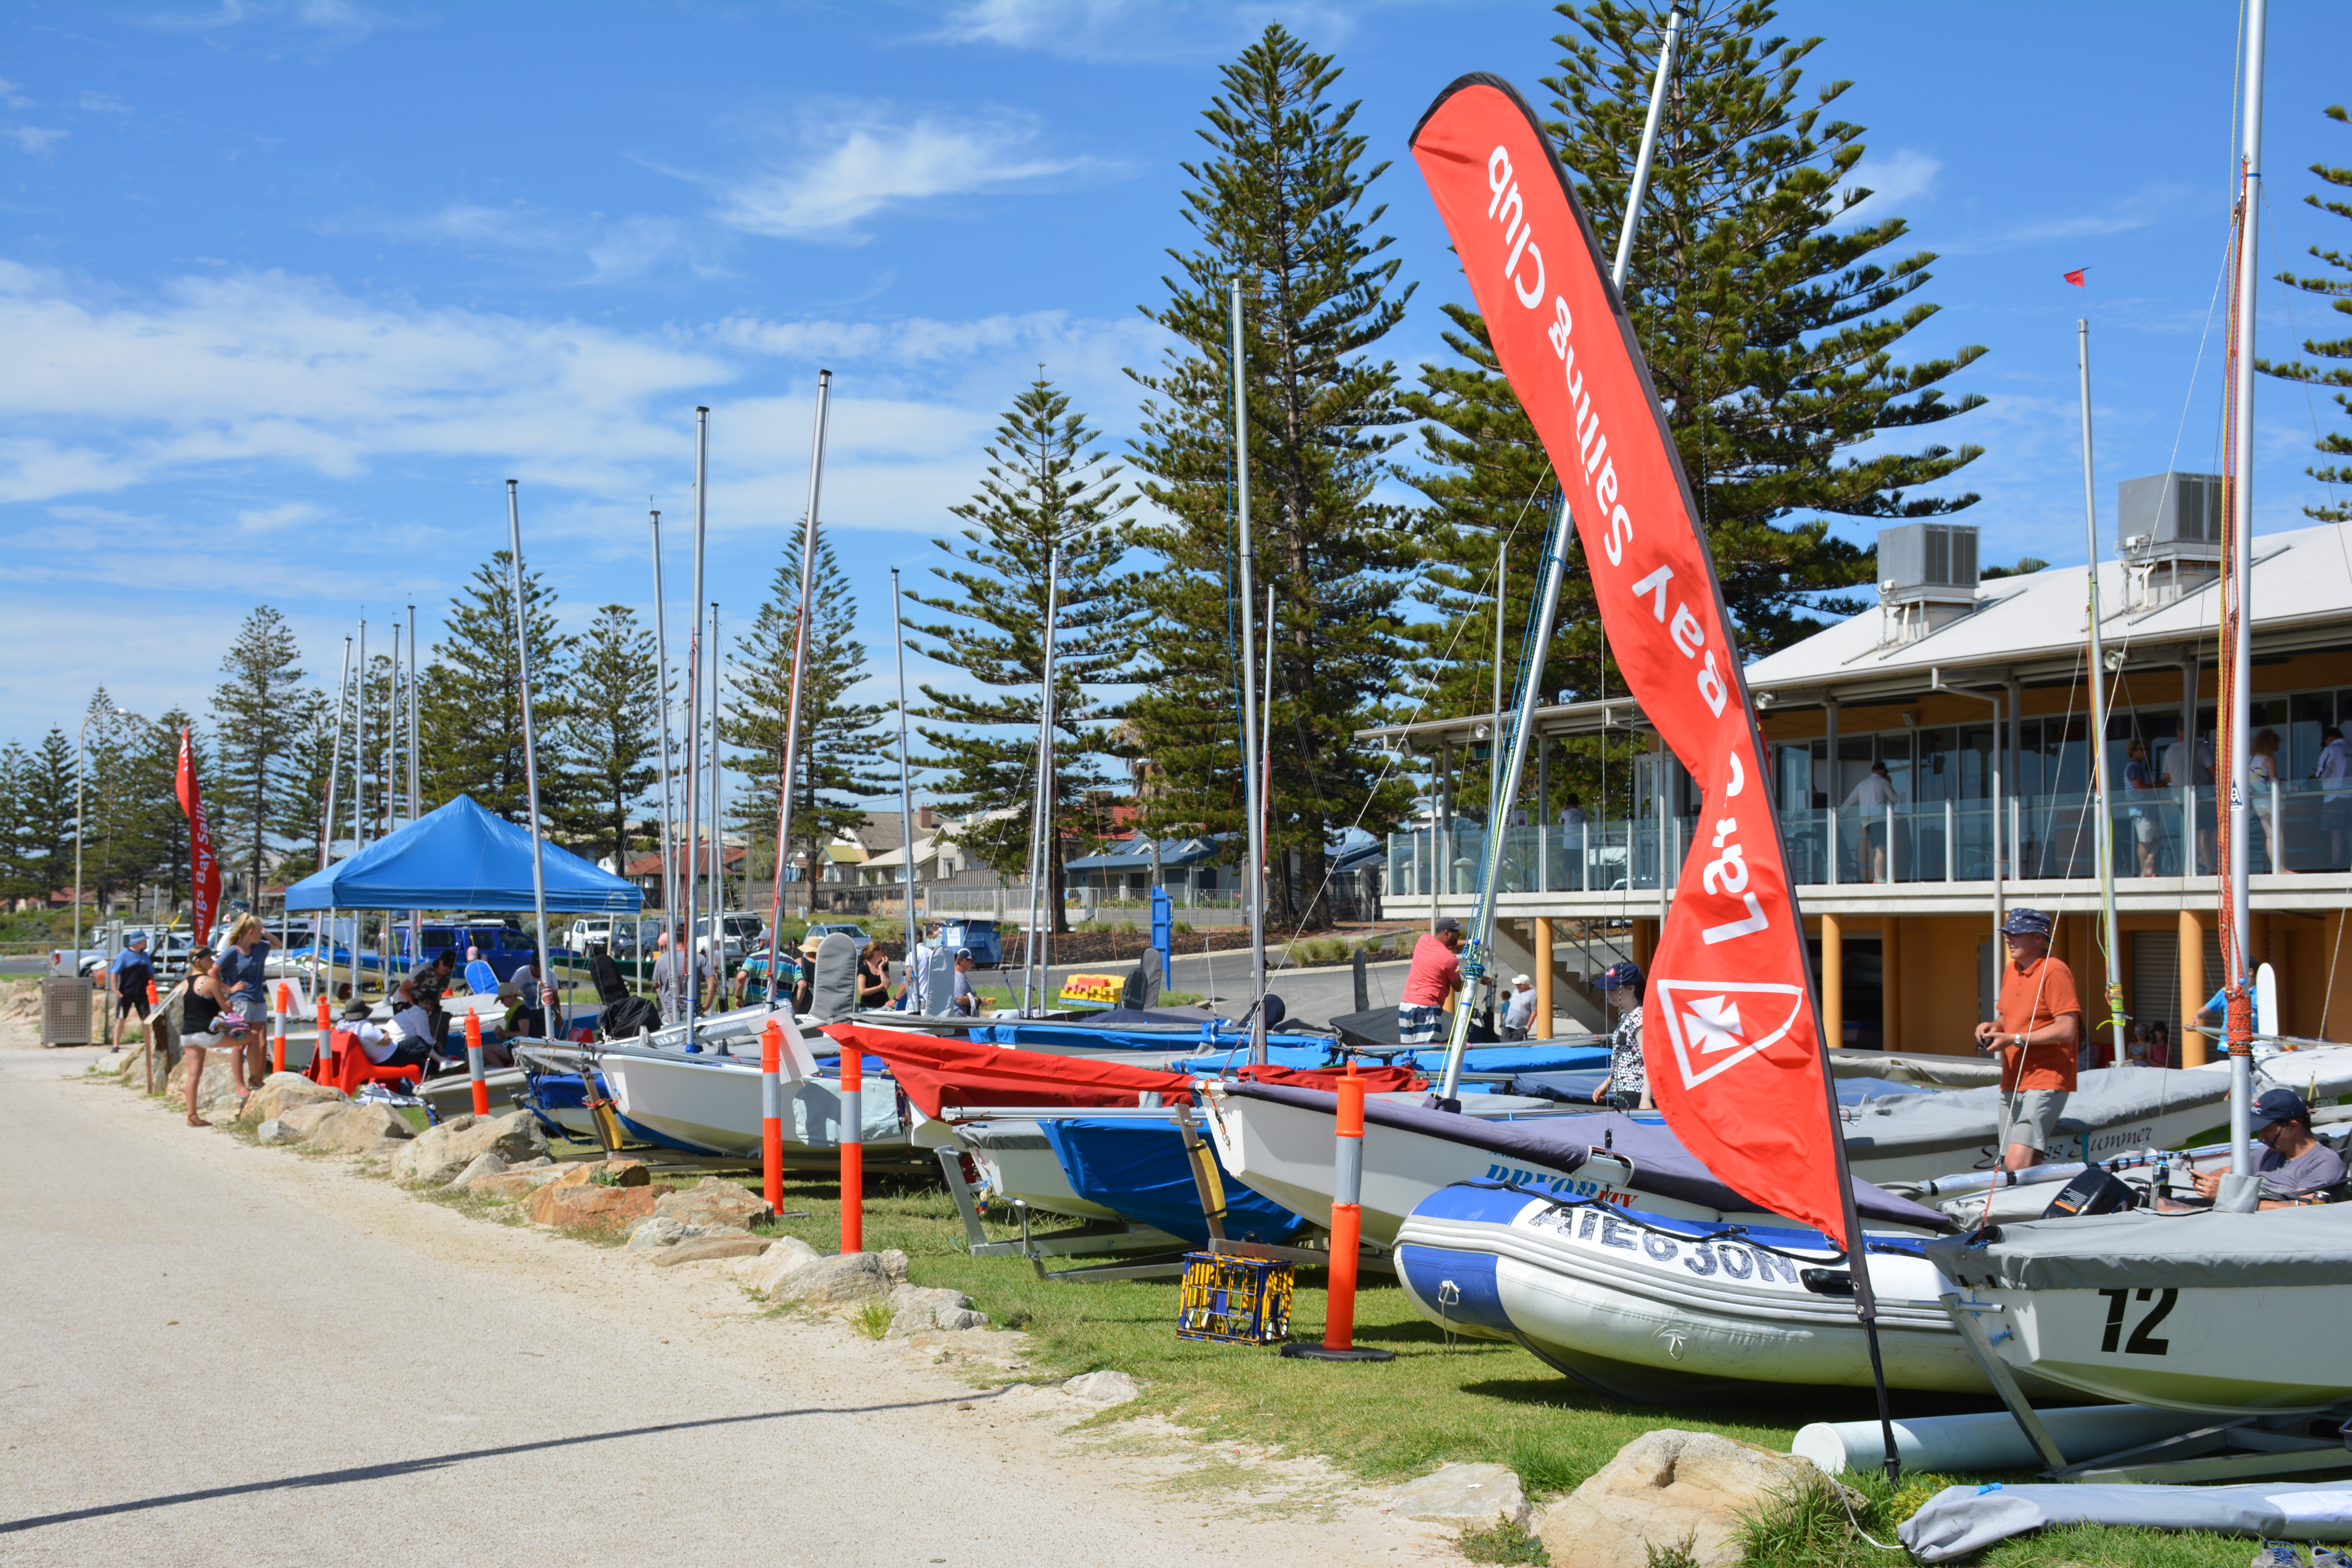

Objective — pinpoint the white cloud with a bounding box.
[330,202,713,283]
[0,78,33,109]
[927,0,1359,65]
[1838,149,1940,230]
[5,125,68,156]
[78,93,134,115]
[1937,183,2199,256]
[705,105,1105,241]
[235,499,325,532]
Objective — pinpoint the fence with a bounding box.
[1386,780,2350,898]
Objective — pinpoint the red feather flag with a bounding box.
[1408,75,1867,1252]
[176,726,220,950]
[2063,267,2088,287]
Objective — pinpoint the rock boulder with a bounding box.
[762,1249,908,1307]
[1390,1463,1530,1531]
[651,1177,773,1230]
[545,1157,651,1189]
[307,1103,415,1154]
[1537,1429,1844,1568]
[734,1236,822,1294]
[528,1180,674,1233]
[652,1232,769,1267]
[239,1074,347,1126]
[394,1110,548,1186]
[469,1167,570,1202]
[448,1152,508,1191]
[1061,1370,1138,1405]
[255,1118,298,1145]
[281,1100,354,1139]
[886,1285,987,1337]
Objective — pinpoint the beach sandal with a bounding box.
[186,1114,211,1128]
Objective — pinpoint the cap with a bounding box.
[127,931,148,944]
[2250,1087,2310,1131]
[1434,917,1463,935]
[1599,961,1642,992]
[955,947,973,960]
[1511,973,1532,987]
[2000,908,2053,938]
[341,1000,372,1019]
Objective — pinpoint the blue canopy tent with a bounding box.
[283,796,641,915]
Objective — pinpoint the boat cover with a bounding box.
[1223,1082,1951,1231]
[1899,1479,2352,1563]
[1509,1070,1926,1106]
[831,1023,1195,1118]
[1038,1117,1311,1246]
[1923,1203,2352,1290]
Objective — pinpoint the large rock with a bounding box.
[1537,1430,1842,1568]
[1061,1370,1138,1405]
[281,1100,354,1139]
[762,1249,908,1306]
[651,1176,773,1231]
[886,1285,987,1337]
[545,1157,651,1190]
[470,1167,569,1201]
[394,1110,548,1186]
[256,1118,298,1145]
[307,1103,415,1154]
[528,1180,674,1233]
[652,1232,769,1268]
[239,1074,347,1126]
[1390,1463,1530,1531]
[735,1236,822,1294]
[625,1216,692,1251]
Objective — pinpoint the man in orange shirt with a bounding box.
[1971,908,2082,1171]
[1397,918,1465,1047]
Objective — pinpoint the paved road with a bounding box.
[0,1045,1436,1568]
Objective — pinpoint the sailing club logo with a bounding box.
[1651,978,1809,1089]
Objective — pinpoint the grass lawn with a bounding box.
[718,1166,2308,1568]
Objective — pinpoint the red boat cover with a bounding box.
[826,1023,1198,1120]
[1228,1063,1424,1093]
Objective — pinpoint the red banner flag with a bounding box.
[1410,76,1860,1249]
[2062,267,2088,287]
[176,726,220,951]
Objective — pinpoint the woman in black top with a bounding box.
[856,942,891,1011]
[180,951,245,1127]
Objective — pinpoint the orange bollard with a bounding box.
[761,1021,784,1213]
[315,997,333,1082]
[465,1010,489,1116]
[1281,1064,1393,1362]
[838,1040,863,1254]
[272,983,292,1075]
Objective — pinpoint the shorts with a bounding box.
[2129,811,2159,846]
[116,988,149,1018]
[1398,1004,1445,1046]
[2002,1089,2070,1155]
[183,1029,227,1051]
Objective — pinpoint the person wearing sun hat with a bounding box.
[1971,907,2082,1171]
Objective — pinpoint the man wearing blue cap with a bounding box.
[1588,962,1647,1110]
[2187,1088,2345,1205]
[1972,908,2082,1171]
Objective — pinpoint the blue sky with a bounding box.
[4,0,2348,803]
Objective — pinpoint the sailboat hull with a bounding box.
[1978,1282,2352,1415]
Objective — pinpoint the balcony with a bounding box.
[1385,780,2352,912]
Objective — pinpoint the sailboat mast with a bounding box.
[507,481,556,1036]
[891,568,919,966]
[768,373,833,1011]
[2223,0,2268,1180]
[650,510,678,945]
[1232,278,1267,1065]
[684,408,708,1044]
[2076,321,2127,1065]
[1025,540,1062,1015]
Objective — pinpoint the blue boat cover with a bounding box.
[1038,1118,1312,1246]
[1223,1082,1951,1232]
[285,795,642,913]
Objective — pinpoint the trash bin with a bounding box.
[40,975,93,1046]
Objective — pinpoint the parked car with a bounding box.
[938,918,1004,967]
[396,922,563,985]
[567,915,635,956]
[694,913,761,963]
[805,922,871,946]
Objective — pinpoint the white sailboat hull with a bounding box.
[956,1119,1122,1221]
[1976,1281,2352,1415]
[590,1048,911,1164]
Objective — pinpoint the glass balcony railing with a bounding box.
[1385,781,2351,899]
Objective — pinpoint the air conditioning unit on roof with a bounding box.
[1874,522,1980,644]
[2117,472,2224,609]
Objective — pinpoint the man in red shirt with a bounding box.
[1971,908,2081,1171]
[1397,917,1465,1046]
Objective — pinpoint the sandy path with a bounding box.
[0,1038,1456,1567]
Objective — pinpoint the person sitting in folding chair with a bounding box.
[344,1000,433,1073]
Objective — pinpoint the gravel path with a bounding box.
[0,1040,1455,1567]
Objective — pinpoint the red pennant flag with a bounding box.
[176,726,220,951]
[1409,76,1860,1251]
[2063,267,2088,287]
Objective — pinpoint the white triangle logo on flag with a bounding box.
[1653,978,1808,1089]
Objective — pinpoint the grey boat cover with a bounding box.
[924,954,955,1016]
[1122,948,1162,1010]
[813,933,859,1021]
[1925,1203,2352,1291]
[1900,1479,2352,1562]
[1225,1082,1951,1232]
